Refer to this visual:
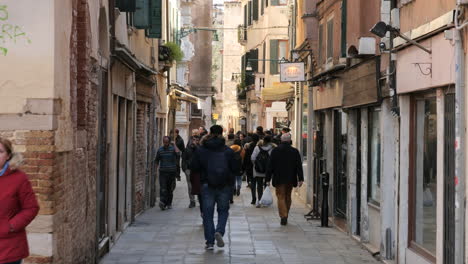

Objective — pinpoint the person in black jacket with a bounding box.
[191,125,239,250]
[182,135,200,208]
[265,133,304,226]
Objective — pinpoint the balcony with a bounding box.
[237,25,247,45]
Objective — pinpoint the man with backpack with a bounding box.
[230,139,245,199]
[191,125,239,250]
[250,135,276,208]
[266,133,304,225]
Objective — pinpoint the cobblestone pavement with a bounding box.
[101,175,380,264]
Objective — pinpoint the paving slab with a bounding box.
[100,174,380,264]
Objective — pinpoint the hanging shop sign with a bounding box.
[280,62,305,82]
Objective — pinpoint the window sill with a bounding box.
[368,201,381,211]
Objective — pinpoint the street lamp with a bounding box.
[246,62,253,71]
[370,21,431,54]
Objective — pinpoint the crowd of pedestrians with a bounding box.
[155,125,304,250]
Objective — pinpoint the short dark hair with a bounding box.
[263,135,272,144]
[175,128,180,134]
[210,125,223,135]
[229,128,235,134]
[256,126,263,133]
[233,139,242,146]
[251,133,260,142]
[282,127,290,133]
[228,134,235,140]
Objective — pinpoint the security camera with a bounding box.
[379,42,387,51]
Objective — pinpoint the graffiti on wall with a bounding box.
[0,5,32,56]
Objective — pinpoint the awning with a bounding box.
[262,83,294,101]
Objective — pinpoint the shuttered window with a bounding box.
[253,0,259,21]
[261,0,264,15]
[318,24,323,65]
[248,1,253,26]
[134,0,151,29]
[244,5,247,27]
[262,42,266,73]
[270,39,279,75]
[116,0,136,12]
[148,0,162,38]
[326,19,334,61]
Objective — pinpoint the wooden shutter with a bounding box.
[252,49,259,72]
[271,0,279,6]
[270,39,279,75]
[318,24,323,65]
[261,0,264,15]
[148,0,162,38]
[262,42,266,73]
[244,5,247,26]
[134,0,150,29]
[253,0,259,21]
[327,19,334,60]
[248,1,253,25]
[116,0,136,12]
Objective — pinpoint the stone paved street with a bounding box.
[101,176,380,264]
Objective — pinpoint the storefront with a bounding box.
[397,31,455,264]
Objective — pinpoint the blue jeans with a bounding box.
[201,184,231,245]
[235,175,242,190]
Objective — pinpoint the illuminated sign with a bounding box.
[280,62,305,82]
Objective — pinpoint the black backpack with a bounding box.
[254,147,269,173]
[205,149,231,188]
[232,150,242,176]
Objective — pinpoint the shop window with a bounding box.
[368,108,381,204]
[410,95,437,259]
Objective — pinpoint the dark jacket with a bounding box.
[191,135,238,187]
[265,142,304,187]
[182,143,197,171]
[0,169,39,263]
[175,135,185,153]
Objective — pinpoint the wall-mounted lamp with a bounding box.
[246,62,253,71]
[370,21,431,54]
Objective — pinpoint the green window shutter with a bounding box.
[116,0,136,12]
[134,0,150,29]
[261,0,264,15]
[248,1,252,25]
[318,24,323,65]
[327,19,334,60]
[253,0,259,21]
[244,5,247,26]
[262,42,266,73]
[270,39,279,75]
[252,49,259,72]
[271,0,279,6]
[148,0,162,38]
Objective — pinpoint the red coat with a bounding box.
[0,169,39,263]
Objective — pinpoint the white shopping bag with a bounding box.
[259,186,273,207]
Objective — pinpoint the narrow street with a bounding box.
[101,176,379,264]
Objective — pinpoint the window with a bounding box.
[261,0,264,15]
[326,19,334,61]
[368,108,381,204]
[410,95,437,259]
[318,24,323,65]
[253,0,259,21]
[248,1,253,26]
[269,39,288,75]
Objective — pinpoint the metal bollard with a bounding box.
[321,171,329,227]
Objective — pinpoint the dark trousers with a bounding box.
[250,176,264,203]
[3,261,22,264]
[159,171,176,206]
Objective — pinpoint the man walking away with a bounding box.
[251,135,275,208]
[243,134,259,203]
[155,136,180,210]
[230,139,245,197]
[191,125,239,250]
[256,126,265,139]
[174,129,185,181]
[226,133,235,147]
[266,133,304,225]
[182,135,200,208]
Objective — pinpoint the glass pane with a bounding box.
[278,41,287,60]
[369,109,381,203]
[413,97,437,254]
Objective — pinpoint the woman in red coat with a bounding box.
[0,138,39,264]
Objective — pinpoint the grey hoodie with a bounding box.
[251,141,275,177]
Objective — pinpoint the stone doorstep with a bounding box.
[27,215,54,233]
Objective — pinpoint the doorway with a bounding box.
[334,110,347,218]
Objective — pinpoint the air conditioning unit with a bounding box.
[358,37,376,55]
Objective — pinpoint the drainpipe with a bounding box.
[454,3,466,263]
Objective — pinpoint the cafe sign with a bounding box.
[280,62,305,82]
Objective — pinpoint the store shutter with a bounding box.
[134,0,150,29]
[148,0,162,38]
[270,39,279,75]
[116,0,136,12]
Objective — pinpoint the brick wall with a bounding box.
[134,102,148,215]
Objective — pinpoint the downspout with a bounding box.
[454,3,466,263]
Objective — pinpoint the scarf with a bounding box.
[0,161,9,176]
